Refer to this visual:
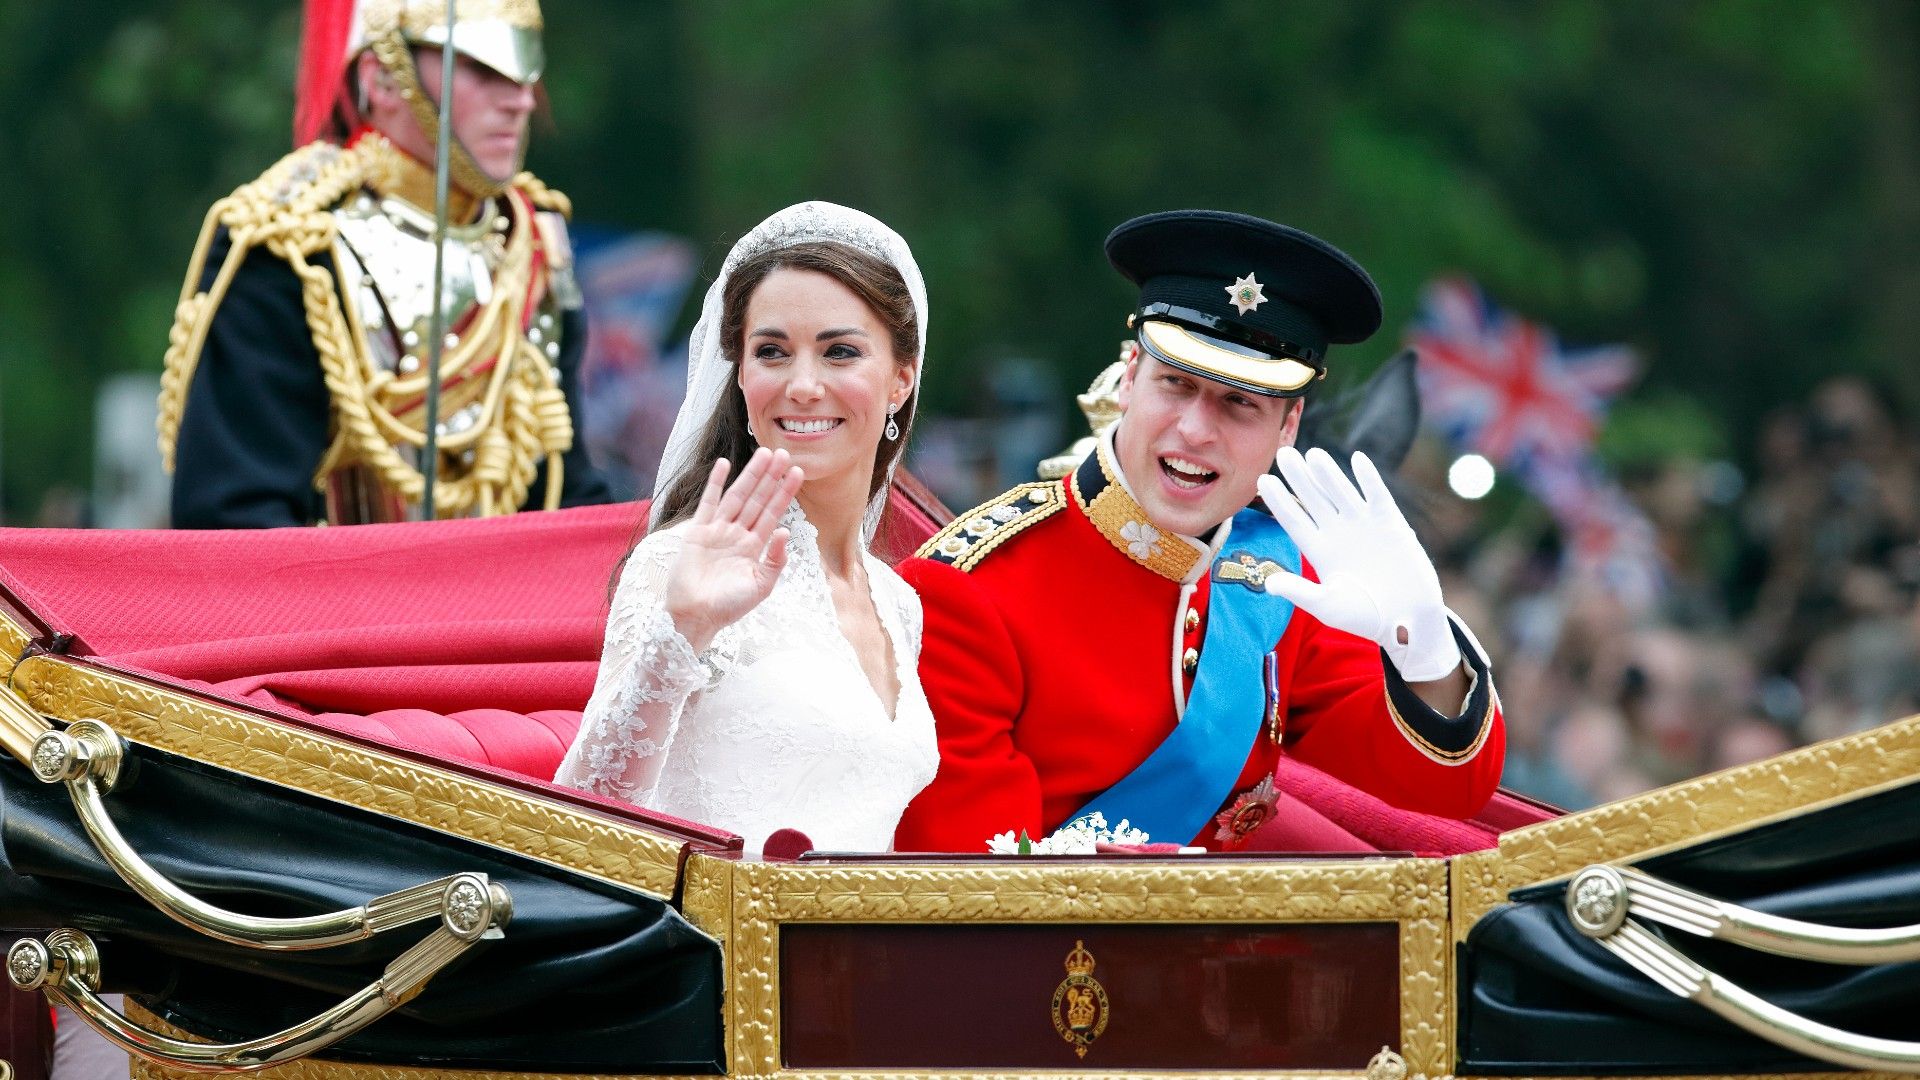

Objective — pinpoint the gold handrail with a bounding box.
[7,877,507,1073]
[0,680,50,766]
[27,719,503,951]
[1567,864,1920,1072]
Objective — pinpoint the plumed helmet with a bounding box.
[357,0,545,86]
[294,0,545,149]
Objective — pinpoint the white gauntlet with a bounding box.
[1255,447,1463,683]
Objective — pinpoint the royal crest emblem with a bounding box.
[1050,939,1110,1059]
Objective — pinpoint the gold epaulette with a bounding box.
[915,482,1065,571]
[157,141,371,471]
[514,172,571,218]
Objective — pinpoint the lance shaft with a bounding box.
[421,0,458,519]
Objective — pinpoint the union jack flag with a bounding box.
[1407,277,1662,611]
[1408,277,1639,467]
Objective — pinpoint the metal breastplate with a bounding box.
[324,191,572,523]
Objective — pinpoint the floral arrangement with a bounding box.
[986,812,1149,854]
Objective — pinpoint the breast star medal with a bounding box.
[1213,774,1281,850]
[1227,272,1268,316]
[1050,939,1110,1059]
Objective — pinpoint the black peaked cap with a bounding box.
[1106,210,1383,356]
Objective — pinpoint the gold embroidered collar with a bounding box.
[1069,428,1213,583]
[358,132,485,226]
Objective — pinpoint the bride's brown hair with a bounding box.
[648,240,920,532]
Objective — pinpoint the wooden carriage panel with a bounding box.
[727,855,1449,1078]
[780,921,1400,1070]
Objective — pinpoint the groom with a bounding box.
[893,210,1503,852]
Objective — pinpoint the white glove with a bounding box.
[1255,446,1462,683]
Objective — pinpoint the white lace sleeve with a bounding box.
[555,532,728,804]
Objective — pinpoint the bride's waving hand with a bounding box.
[667,449,805,653]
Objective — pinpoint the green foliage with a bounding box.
[1597,391,1731,470]
[0,0,1911,521]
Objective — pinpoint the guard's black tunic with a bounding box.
[170,226,612,528]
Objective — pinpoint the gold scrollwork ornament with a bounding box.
[1050,939,1110,1059]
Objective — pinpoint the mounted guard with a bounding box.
[157,0,611,526]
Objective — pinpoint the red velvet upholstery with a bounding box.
[0,503,637,721]
[0,481,951,788]
[310,708,585,780]
[1243,756,1556,856]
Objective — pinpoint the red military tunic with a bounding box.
[893,440,1503,853]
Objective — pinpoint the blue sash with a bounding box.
[1068,508,1299,845]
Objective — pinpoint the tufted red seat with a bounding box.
[0,479,953,790]
[310,708,585,780]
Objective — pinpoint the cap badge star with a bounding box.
[1226,273,1268,316]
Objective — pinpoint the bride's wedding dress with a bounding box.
[555,506,937,853]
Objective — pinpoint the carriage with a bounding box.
[2,475,1918,1080]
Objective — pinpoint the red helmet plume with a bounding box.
[293,0,362,147]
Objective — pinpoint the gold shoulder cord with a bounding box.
[515,170,571,218]
[157,144,577,518]
[914,482,1065,572]
[158,142,365,475]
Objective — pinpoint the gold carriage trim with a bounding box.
[914,481,1065,571]
[1447,710,1920,944]
[7,653,687,901]
[156,139,577,520]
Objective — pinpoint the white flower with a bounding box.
[1085,813,1150,847]
[1120,521,1160,561]
[1036,826,1097,855]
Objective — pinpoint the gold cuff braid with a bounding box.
[157,141,576,519]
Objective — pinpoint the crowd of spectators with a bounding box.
[1417,376,1920,809]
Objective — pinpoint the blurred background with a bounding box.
[3,0,1919,808]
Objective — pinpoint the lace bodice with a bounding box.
[554,508,937,854]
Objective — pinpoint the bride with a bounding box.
[554,202,937,853]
